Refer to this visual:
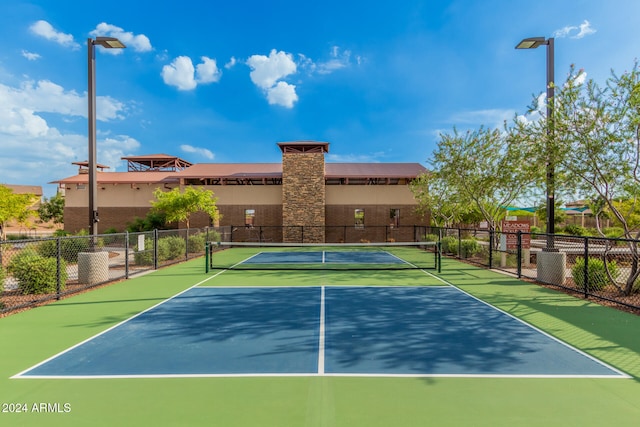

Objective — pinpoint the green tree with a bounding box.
[0,185,38,240]
[151,186,220,228]
[410,173,469,227]
[37,192,65,228]
[520,62,640,294]
[420,126,538,233]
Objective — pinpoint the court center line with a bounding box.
[318,285,326,375]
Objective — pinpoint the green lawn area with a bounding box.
[1,257,639,426]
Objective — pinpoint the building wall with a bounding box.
[62,184,158,208]
[64,206,153,233]
[60,171,426,237]
[326,185,417,205]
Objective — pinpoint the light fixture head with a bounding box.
[515,37,547,50]
[94,37,126,49]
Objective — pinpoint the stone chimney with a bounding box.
[278,141,328,243]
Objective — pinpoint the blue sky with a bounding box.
[1,0,639,196]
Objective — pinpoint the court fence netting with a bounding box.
[206,241,442,272]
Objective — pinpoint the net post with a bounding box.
[205,242,210,274]
[517,231,522,278]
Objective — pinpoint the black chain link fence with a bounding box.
[0,227,221,315]
[426,227,640,313]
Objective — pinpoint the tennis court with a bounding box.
[2,246,640,426]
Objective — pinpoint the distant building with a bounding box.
[2,184,42,208]
[52,141,429,242]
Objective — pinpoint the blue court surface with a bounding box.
[15,286,626,379]
[243,251,406,264]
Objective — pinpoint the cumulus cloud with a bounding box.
[246,50,298,107]
[162,56,222,91]
[0,79,136,191]
[246,50,297,89]
[29,20,80,50]
[267,82,298,108]
[553,20,596,39]
[195,57,222,84]
[90,22,152,54]
[225,57,237,69]
[21,50,41,61]
[0,80,124,121]
[180,144,215,160]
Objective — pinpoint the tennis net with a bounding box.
[206,241,441,272]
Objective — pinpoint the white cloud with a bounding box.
[29,20,80,50]
[0,78,134,194]
[317,46,352,74]
[225,57,237,69]
[162,56,222,91]
[195,57,222,84]
[21,50,41,61]
[246,50,298,107]
[267,82,298,108]
[575,20,597,39]
[0,80,125,121]
[553,20,596,39]
[90,22,152,55]
[161,56,197,90]
[246,50,297,89]
[180,144,215,160]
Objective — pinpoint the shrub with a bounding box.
[572,257,618,291]
[530,225,542,238]
[188,233,206,253]
[163,235,186,260]
[460,239,481,258]
[0,265,5,289]
[134,237,157,266]
[423,234,439,242]
[603,227,624,239]
[441,236,458,255]
[36,237,89,263]
[563,224,586,236]
[7,253,67,295]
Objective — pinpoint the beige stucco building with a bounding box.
[53,141,428,243]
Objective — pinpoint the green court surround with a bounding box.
[1,258,640,426]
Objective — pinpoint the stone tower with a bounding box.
[278,141,328,243]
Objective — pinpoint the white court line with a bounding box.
[14,282,631,380]
[419,270,632,379]
[12,269,228,379]
[318,286,326,375]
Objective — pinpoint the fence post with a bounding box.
[489,229,494,268]
[125,231,129,279]
[583,236,589,298]
[517,231,522,278]
[56,237,62,300]
[184,229,189,261]
[153,229,159,270]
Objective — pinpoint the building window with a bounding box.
[245,209,255,227]
[390,209,400,228]
[355,209,365,229]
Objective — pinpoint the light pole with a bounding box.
[88,37,126,238]
[516,36,555,250]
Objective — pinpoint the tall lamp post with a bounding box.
[88,37,126,238]
[516,37,555,250]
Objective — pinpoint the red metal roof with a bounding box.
[51,162,426,184]
[51,171,177,184]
